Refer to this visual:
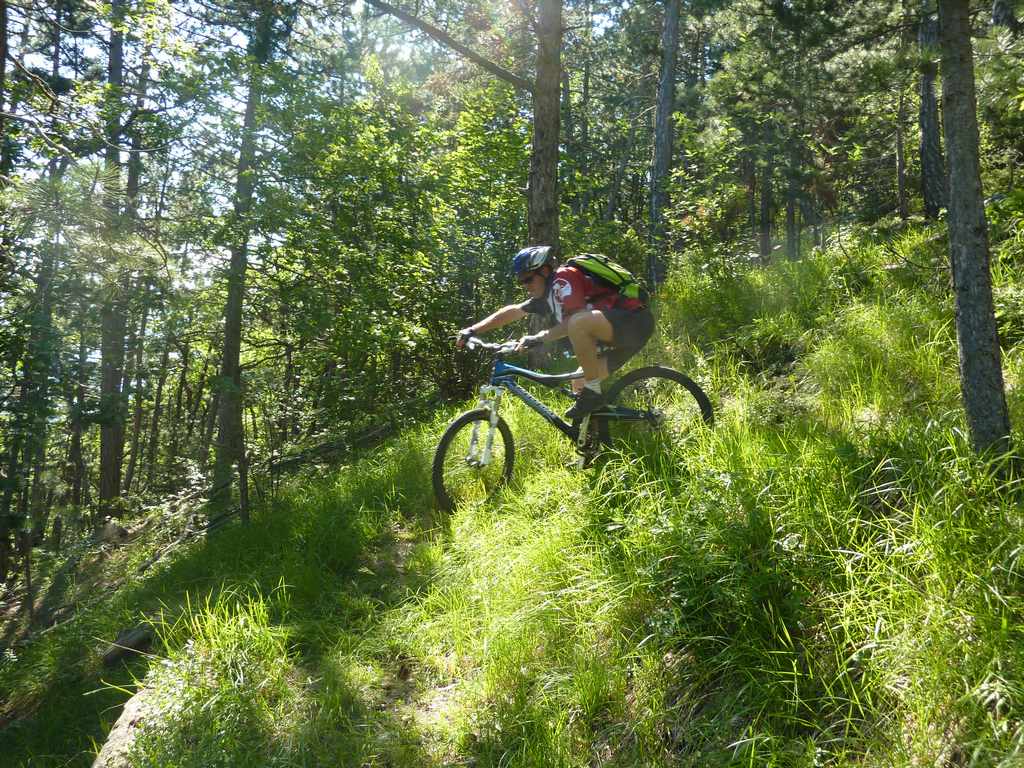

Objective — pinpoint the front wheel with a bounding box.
[432,409,515,511]
[600,366,714,449]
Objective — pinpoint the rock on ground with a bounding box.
[91,687,159,768]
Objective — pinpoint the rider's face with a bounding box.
[518,270,546,298]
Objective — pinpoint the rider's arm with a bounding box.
[513,316,568,351]
[465,304,527,336]
[535,317,569,344]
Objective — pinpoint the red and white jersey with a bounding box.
[521,265,644,323]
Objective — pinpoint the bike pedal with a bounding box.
[571,451,597,470]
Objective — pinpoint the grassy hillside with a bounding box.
[3,215,1024,766]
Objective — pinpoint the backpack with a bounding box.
[566,253,649,304]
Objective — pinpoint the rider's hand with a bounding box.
[516,333,544,351]
[456,328,474,349]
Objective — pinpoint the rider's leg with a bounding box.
[601,307,655,372]
[567,310,615,384]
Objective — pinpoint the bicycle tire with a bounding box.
[432,409,515,511]
[599,366,714,448]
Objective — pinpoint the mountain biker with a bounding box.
[456,245,655,420]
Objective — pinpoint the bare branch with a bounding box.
[8,56,59,114]
[0,111,72,156]
[363,0,533,93]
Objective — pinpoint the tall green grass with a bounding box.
[5,218,1024,766]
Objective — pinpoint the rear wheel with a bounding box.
[432,409,515,511]
[600,366,713,449]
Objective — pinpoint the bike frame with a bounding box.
[490,359,584,440]
[463,349,651,468]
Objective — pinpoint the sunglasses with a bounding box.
[518,272,538,286]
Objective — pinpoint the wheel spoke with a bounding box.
[433,410,514,510]
[604,367,713,449]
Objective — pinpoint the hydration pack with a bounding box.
[566,253,649,303]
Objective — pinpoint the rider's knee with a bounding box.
[568,311,613,346]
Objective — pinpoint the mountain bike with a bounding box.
[432,337,714,511]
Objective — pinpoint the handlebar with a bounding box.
[464,336,520,354]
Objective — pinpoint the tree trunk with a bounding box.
[13,245,57,531]
[145,336,171,488]
[211,257,248,501]
[528,0,561,250]
[45,1,64,181]
[186,355,207,443]
[123,291,151,494]
[938,0,1011,454]
[1,233,58,572]
[238,446,250,525]
[104,0,125,209]
[201,391,219,477]
[212,8,276,503]
[99,281,127,514]
[27,239,57,544]
[303,359,336,441]
[604,122,636,222]
[785,139,802,259]
[69,332,87,507]
[0,0,7,121]
[919,3,947,219]
[18,529,32,621]
[896,89,909,220]
[28,452,46,546]
[169,340,191,461]
[577,6,592,216]
[247,404,261,453]
[49,515,62,552]
[2,394,26,581]
[786,176,798,260]
[632,167,644,223]
[278,343,295,443]
[561,70,574,209]
[649,0,681,286]
[524,0,562,368]
[745,154,757,238]
[99,0,127,516]
[125,60,151,218]
[239,407,254,523]
[0,0,11,181]
[759,147,774,263]
[11,9,66,548]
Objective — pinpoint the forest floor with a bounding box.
[4,219,1024,766]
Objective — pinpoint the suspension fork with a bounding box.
[467,385,503,466]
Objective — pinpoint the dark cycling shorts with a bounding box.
[600,306,655,371]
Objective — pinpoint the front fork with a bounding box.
[466,385,503,467]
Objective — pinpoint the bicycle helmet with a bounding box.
[512,245,555,275]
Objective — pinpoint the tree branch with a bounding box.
[363,0,533,94]
[0,111,72,156]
